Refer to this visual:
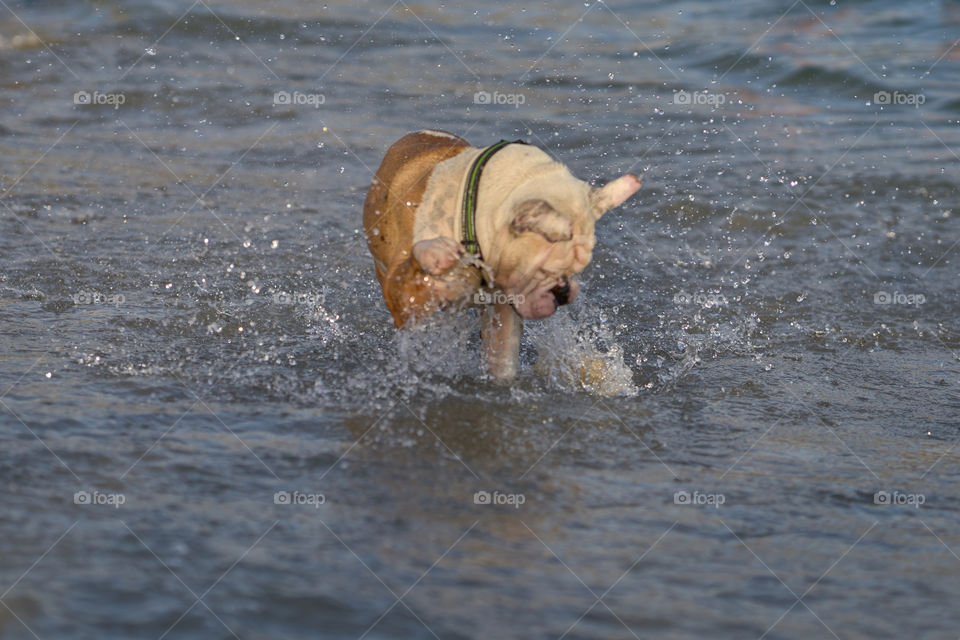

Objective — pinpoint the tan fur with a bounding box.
[362,130,475,327]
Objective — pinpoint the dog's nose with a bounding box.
[551,279,571,306]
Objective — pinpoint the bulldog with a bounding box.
[362,130,641,381]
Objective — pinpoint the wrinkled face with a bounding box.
[486,172,641,320]
[493,200,595,320]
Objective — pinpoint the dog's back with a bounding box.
[362,130,470,285]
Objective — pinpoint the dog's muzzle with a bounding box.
[551,278,571,307]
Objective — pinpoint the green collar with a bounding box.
[460,139,525,258]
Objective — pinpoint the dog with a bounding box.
[362,130,641,381]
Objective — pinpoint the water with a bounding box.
[1,1,958,638]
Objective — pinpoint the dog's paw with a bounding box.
[413,237,462,275]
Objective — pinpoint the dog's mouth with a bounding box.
[550,278,572,307]
[507,276,579,320]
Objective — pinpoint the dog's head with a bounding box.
[483,159,641,320]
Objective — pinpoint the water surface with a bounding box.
[1,1,959,638]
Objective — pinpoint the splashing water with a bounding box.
[527,305,639,397]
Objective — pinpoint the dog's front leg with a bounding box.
[481,302,523,382]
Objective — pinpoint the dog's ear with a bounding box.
[590,174,642,219]
[510,199,572,242]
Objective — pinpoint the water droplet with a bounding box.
[145,47,157,56]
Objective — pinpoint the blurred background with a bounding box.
[1,1,958,638]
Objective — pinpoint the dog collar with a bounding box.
[460,139,526,258]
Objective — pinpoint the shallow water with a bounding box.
[1,1,959,638]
